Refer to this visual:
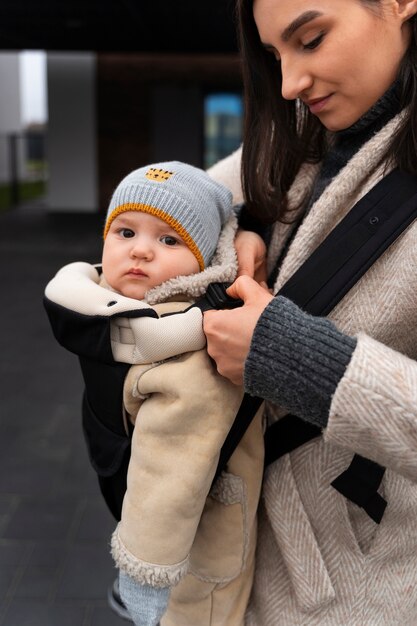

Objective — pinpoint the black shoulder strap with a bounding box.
[215,169,417,522]
[278,168,417,314]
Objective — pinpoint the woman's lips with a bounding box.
[306,94,332,114]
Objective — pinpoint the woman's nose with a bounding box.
[280,57,313,101]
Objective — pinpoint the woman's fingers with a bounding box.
[204,277,273,385]
[226,275,272,303]
[234,229,267,282]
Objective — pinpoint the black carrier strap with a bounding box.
[215,169,417,523]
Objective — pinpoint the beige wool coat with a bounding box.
[208,111,417,625]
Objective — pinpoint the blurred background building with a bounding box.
[0,4,244,624]
[0,0,244,215]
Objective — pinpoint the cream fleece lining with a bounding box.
[111,525,189,588]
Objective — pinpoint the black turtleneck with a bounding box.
[306,80,401,211]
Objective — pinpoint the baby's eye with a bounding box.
[161,235,179,246]
[119,228,135,238]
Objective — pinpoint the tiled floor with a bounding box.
[0,202,129,625]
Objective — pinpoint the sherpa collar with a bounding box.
[144,213,238,305]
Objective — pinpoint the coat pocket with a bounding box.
[345,494,383,555]
[263,455,336,612]
[188,472,249,584]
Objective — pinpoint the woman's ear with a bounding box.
[396,0,417,22]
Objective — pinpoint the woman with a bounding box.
[205,0,417,623]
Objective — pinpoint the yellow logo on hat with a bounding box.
[145,168,174,182]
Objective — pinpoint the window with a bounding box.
[204,93,243,169]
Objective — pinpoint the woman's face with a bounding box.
[253,0,416,130]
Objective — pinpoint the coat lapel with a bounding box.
[271,113,405,294]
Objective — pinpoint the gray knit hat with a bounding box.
[104,161,233,270]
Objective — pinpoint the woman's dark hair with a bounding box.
[237,0,417,223]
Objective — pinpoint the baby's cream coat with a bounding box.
[46,214,265,626]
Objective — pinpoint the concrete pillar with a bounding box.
[46,53,98,212]
[0,53,22,184]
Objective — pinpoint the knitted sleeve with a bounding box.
[244,296,357,428]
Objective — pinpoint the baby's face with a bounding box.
[102,211,199,300]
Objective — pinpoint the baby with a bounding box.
[44,162,264,626]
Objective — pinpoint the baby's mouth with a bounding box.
[128,268,148,277]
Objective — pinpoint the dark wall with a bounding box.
[96,54,243,210]
[0,0,238,54]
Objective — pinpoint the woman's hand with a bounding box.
[234,229,267,283]
[203,276,273,385]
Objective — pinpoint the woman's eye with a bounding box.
[303,33,324,50]
[120,228,135,238]
[161,235,178,246]
[265,48,280,62]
